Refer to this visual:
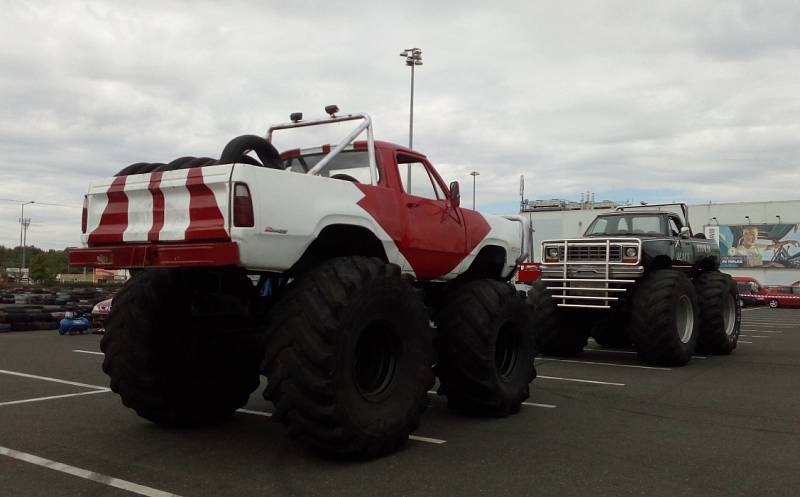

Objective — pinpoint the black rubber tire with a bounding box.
[115,162,151,177]
[526,281,588,356]
[153,156,196,172]
[434,280,536,416]
[628,270,699,366]
[262,257,434,459]
[768,299,779,308]
[219,135,283,169]
[695,272,741,355]
[101,268,262,427]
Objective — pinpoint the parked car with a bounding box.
[91,298,112,332]
[764,286,800,308]
[734,277,767,307]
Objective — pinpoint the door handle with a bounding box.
[406,202,420,208]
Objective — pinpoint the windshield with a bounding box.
[284,150,377,183]
[585,215,667,236]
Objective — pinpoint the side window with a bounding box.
[668,218,680,236]
[397,155,444,201]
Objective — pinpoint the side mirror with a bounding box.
[449,181,460,208]
[680,226,691,239]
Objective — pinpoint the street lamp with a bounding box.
[400,47,423,149]
[470,171,480,210]
[776,215,782,224]
[19,201,34,270]
[744,215,751,224]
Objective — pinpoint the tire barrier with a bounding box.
[0,287,115,332]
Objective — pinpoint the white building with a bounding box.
[521,199,800,286]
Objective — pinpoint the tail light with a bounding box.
[233,182,254,227]
[81,196,88,233]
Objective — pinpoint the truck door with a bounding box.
[396,153,467,279]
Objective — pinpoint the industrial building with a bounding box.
[522,199,800,286]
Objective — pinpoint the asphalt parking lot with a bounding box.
[1,306,799,497]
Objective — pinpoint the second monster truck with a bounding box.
[69,109,535,459]
[527,204,741,366]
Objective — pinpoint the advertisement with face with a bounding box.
[719,224,800,268]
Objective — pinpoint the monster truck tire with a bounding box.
[695,271,741,355]
[101,268,262,427]
[628,270,699,366]
[434,280,536,416]
[262,257,434,459]
[526,281,588,356]
[219,134,283,169]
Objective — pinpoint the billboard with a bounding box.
[715,223,800,268]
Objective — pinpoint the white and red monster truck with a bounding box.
[69,107,535,459]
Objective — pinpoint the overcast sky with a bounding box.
[1,0,799,250]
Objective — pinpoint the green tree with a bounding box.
[28,253,51,282]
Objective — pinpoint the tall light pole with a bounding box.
[400,48,423,149]
[19,200,34,270]
[470,171,480,210]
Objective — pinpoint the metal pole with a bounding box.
[19,201,33,269]
[472,175,476,209]
[470,171,480,210]
[409,62,415,150]
[21,218,30,270]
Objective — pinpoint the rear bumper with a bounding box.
[68,241,240,269]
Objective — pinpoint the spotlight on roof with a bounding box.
[290,112,303,123]
[325,105,339,117]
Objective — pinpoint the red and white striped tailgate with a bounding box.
[84,166,233,246]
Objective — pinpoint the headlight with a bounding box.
[625,247,638,258]
[546,247,559,259]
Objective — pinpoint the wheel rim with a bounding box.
[353,322,399,402]
[495,322,520,380]
[769,300,778,308]
[722,294,736,337]
[676,295,694,344]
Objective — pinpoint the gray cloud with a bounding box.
[1,0,799,249]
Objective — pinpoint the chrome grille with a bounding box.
[556,246,621,262]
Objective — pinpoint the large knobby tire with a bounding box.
[695,271,741,354]
[262,257,434,459]
[526,281,589,356]
[218,135,283,169]
[628,270,699,366]
[434,280,536,416]
[101,268,262,427]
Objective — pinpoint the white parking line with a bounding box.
[738,341,753,344]
[234,408,446,444]
[584,348,708,359]
[522,402,557,409]
[537,375,625,386]
[0,369,106,391]
[542,358,671,371]
[741,322,796,327]
[0,445,182,497]
[742,330,782,334]
[237,408,272,417]
[0,389,110,407]
[73,349,104,356]
[408,435,446,444]
[739,335,769,338]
